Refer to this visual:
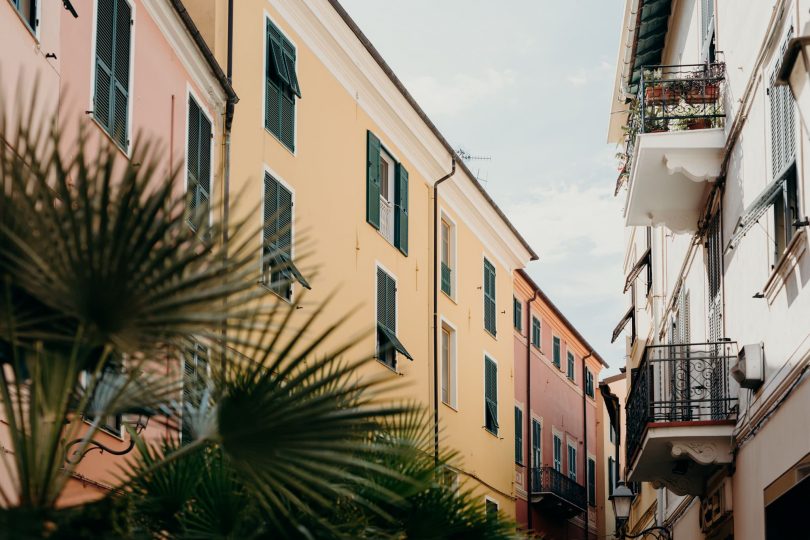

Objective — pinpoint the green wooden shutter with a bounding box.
[553,337,561,368]
[532,419,541,464]
[376,267,396,332]
[186,97,211,228]
[588,458,596,505]
[366,131,381,229]
[94,0,131,150]
[484,259,496,335]
[395,163,408,255]
[514,407,523,463]
[484,357,498,433]
[265,20,297,152]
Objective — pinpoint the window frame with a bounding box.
[9,0,39,38]
[483,354,499,435]
[514,405,524,465]
[567,440,577,481]
[513,296,522,331]
[531,316,541,349]
[484,497,499,519]
[440,317,458,409]
[89,0,136,156]
[375,263,400,371]
[483,257,497,337]
[567,351,575,381]
[552,336,561,368]
[531,417,542,467]
[260,166,298,302]
[587,456,596,506]
[552,432,562,472]
[185,87,215,231]
[263,12,299,154]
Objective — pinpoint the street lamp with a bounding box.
[610,482,671,540]
[776,25,810,138]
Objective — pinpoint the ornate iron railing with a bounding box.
[626,342,738,463]
[531,466,586,511]
[616,63,726,195]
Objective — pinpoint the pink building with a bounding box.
[1,0,234,505]
[513,269,608,539]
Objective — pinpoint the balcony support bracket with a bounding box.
[670,439,732,466]
[664,150,722,183]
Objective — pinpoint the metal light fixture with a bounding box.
[610,481,671,539]
[64,412,149,465]
[776,25,810,137]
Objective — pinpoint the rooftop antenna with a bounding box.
[456,147,492,185]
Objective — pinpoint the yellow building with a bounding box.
[183,0,537,516]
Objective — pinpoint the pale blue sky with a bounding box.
[340,0,627,373]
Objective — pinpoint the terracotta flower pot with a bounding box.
[685,83,719,104]
[686,118,711,130]
[645,85,678,104]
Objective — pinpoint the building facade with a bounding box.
[1,0,234,505]
[183,0,538,516]
[608,0,810,538]
[513,269,607,538]
[596,372,627,540]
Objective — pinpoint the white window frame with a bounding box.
[552,430,563,472]
[185,84,216,229]
[439,316,458,409]
[531,415,543,467]
[567,350,576,381]
[9,0,41,40]
[514,403,524,465]
[261,10,299,156]
[484,496,499,517]
[89,0,136,157]
[439,209,458,301]
[552,335,562,369]
[259,164,297,302]
[374,261,399,372]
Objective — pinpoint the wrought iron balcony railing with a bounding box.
[617,63,726,194]
[531,466,587,512]
[626,341,738,463]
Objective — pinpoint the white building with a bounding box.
[607,1,810,538]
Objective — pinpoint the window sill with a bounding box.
[483,427,499,438]
[442,401,458,412]
[259,281,293,304]
[441,289,457,304]
[375,358,400,375]
[10,7,39,43]
[763,228,807,304]
[484,329,497,341]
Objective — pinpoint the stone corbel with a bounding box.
[664,150,722,183]
[670,440,732,465]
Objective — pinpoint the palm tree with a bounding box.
[0,99,522,538]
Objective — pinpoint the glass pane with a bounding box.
[379,157,389,201]
[441,328,450,403]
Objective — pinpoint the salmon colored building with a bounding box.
[0,0,234,505]
[513,269,608,539]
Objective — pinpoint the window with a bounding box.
[567,351,575,381]
[588,458,596,506]
[262,173,310,300]
[82,365,124,436]
[700,0,715,61]
[484,356,498,435]
[376,267,412,369]
[440,218,454,296]
[567,443,577,480]
[10,0,37,33]
[366,131,409,254]
[608,457,616,495]
[442,467,459,493]
[610,425,616,443]
[265,18,300,151]
[585,369,595,398]
[514,406,523,464]
[512,297,522,331]
[531,316,541,348]
[553,434,562,472]
[532,419,541,466]
[182,343,208,444]
[93,0,132,152]
[186,96,212,230]
[441,323,456,407]
[483,259,496,336]
[552,336,561,368]
[485,498,499,519]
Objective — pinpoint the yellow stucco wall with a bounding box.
[186,0,527,516]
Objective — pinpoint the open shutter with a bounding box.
[186,98,201,224]
[94,0,115,130]
[263,172,279,254]
[484,259,496,335]
[485,357,498,433]
[267,22,290,86]
[278,184,293,257]
[282,41,301,98]
[366,131,381,229]
[395,163,409,255]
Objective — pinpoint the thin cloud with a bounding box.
[405,68,516,117]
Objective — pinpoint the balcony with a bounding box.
[530,466,586,519]
[626,342,738,496]
[617,64,726,233]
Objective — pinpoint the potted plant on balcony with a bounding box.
[684,64,723,104]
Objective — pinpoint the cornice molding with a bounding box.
[269,0,532,270]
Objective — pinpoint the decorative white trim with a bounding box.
[266,0,533,270]
[142,0,227,111]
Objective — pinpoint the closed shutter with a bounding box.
[186,97,212,228]
[484,357,498,434]
[483,259,496,335]
[265,19,298,152]
[376,267,396,332]
[514,407,523,463]
[706,213,722,341]
[553,436,561,471]
[588,458,596,505]
[366,131,381,229]
[532,420,541,465]
[770,28,796,179]
[94,0,131,150]
[181,344,208,444]
[513,297,522,330]
[608,457,615,495]
[553,337,561,368]
[395,163,408,255]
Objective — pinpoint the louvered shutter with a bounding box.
[588,458,596,505]
[484,357,498,433]
[532,420,541,464]
[366,131,381,228]
[395,163,409,255]
[386,272,396,333]
[94,0,131,150]
[263,172,279,255]
[267,22,289,86]
[112,0,131,148]
[94,0,115,133]
[376,267,386,327]
[187,97,212,228]
[484,259,496,335]
[278,184,293,257]
[282,40,301,98]
[514,407,523,463]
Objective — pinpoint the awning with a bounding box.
[378,325,413,361]
[611,306,635,344]
[265,251,311,290]
[599,384,621,445]
[624,247,651,293]
[726,174,788,252]
[628,0,674,93]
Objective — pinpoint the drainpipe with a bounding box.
[433,159,456,465]
[526,289,539,532]
[582,351,594,540]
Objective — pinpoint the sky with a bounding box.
[340,0,628,374]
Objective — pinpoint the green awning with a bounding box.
[628,0,673,92]
[378,325,413,361]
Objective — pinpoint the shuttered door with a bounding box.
[484,356,497,434]
[94,0,131,150]
[483,259,496,335]
[395,163,408,255]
